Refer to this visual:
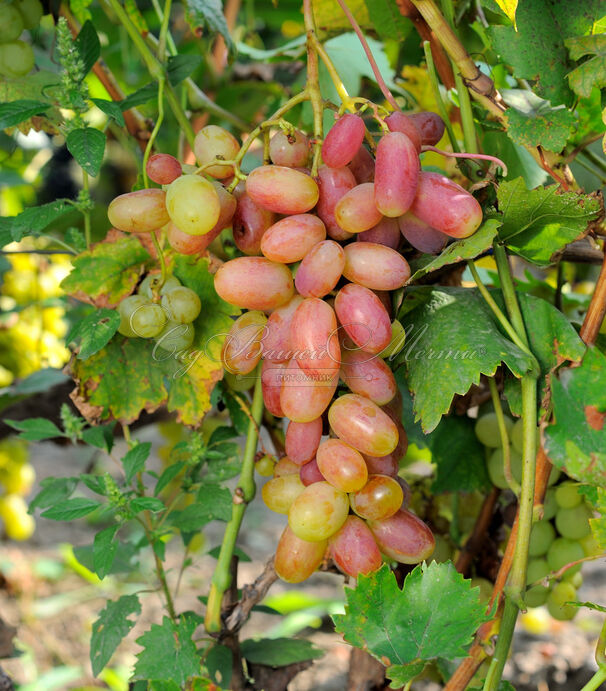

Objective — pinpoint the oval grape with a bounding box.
[295,240,345,299]
[335,183,383,234]
[275,525,327,583]
[269,129,310,168]
[108,189,170,233]
[285,417,323,466]
[343,242,410,291]
[316,165,357,240]
[146,153,182,185]
[335,283,392,355]
[193,125,239,178]
[322,114,366,168]
[374,132,420,217]
[222,311,267,375]
[351,475,404,521]
[330,516,382,577]
[398,211,448,254]
[214,257,294,311]
[232,193,275,255]
[166,175,221,236]
[290,298,341,378]
[340,348,396,405]
[260,214,326,263]
[316,439,368,493]
[368,508,435,563]
[288,481,349,542]
[246,166,319,214]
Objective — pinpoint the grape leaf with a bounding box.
[364,0,412,43]
[543,346,606,486]
[91,594,141,676]
[396,286,535,432]
[133,615,202,685]
[565,34,606,98]
[65,308,120,360]
[495,177,603,266]
[333,562,491,685]
[184,0,233,52]
[586,487,606,550]
[61,234,150,308]
[0,200,77,246]
[313,0,369,33]
[0,100,49,130]
[240,638,324,666]
[204,644,232,689]
[66,127,106,177]
[0,71,62,134]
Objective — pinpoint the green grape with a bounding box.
[580,533,603,557]
[471,578,493,604]
[547,537,584,575]
[525,585,549,608]
[224,371,255,392]
[428,534,453,563]
[138,274,181,298]
[486,446,522,490]
[546,465,561,486]
[555,504,591,540]
[153,321,194,352]
[161,287,201,324]
[546,581,578,621]
[563,570,583,588]
[0,40,34,78]
[542,488,558,520]
[528,520,556,557]
[525,558,550,607]
[527,557,550,585]
[130,303,167,338]
[255,454,275,477]
[474,413,513,448]
[13,0,43,29]
[117,295,149,337]
[0,4,24,42]
[555,482,582,509]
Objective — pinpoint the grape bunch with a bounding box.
[0,0,43,79]
[211,109,484,582]
[0,439,36,541]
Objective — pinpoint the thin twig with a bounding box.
[580,247,606,346]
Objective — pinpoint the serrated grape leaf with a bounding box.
[184,0,233,53]
[170,484,232,531]
[364,0,412,43]
[565,34,606,98]
[0,71,62,134]
[61,234,150,308]
[240,638,324,666]
[66,308,120,360]
[488,0,597,107]
[408,220,501,283]
[543,346,606,485]
[91,99,125,127]
[66,127,105,177]
[122,442,152,484]
[586,486,606,550]
[5,418,64,441]
[133,615,202,685]
[386,663,426,688]
[502,89,576,153]
[0,200,77,247]
[0,100,49,130]
[91,594,141,676]
[41,497,100,521]
[396,287,535,433]
[333,562,491,679]
[93,524,119,579]
[495,177,602,266]
[74,21,100,78]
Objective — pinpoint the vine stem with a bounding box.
[487,377,520,495]
[422,146,508,175]
[423,42,460,153]
[312,34,355,111]
[581,667,606,691]
[205,376,264,633]
[142,78,166,188]
[303,0,325,176]
[580,246,606,346]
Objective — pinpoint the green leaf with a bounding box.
[184,0,233,53]
[495,177,602,265]
[502,89,576,153]
[66,127,105,177]
[570,600,606,613]
[312,0,369,32]
[91,98,125,127]
[122,442,152,484]
[170,485,232,531]
[397,287,535,432]
[386,663,426,688]
[493,0,517,22]
[10,368,69,395]
[0,200,76,246]
[5,418,64,441]
[204,644,232,688]
[0,100,49,130]
[207,545,251,562]
[91,594,141,676]
[130,497,165,514]
[235,36,306,61]
[41,497,100,521]
[29,477,78,513]
[93,524,119,579]
[333,562,491,676]
[154,462,186,496]
[134,615,202,685]
[565,34,606,98]
[74,20,100,77]
[66,308,120,360]
[166,54,204,85]
[240,638,324,666]
[585,487,606,549]
[81,424,115,452]
[61,235,150,308]
[544,346,606,485]
[364,0,412,42]
[408,220,501,283]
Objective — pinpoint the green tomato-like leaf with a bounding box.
[565,34,606,98]
[0,200,77,247]
[122,442,152,484]
[0,100,49,130]
[91,99,125,127]
[66,308,120,360]
[61,235,150,308]
[543,346,606,485]
[29,477,78,513]
[133,615,202,685]
[5,418,64,441]
[74,20,100,78]
[333,562,491,675]
[91,594,141,676]
[396,286,535,432]
[129,497,165,514]
[93,524,119,579]
[170,484,232,531]
[81,423,115,452]
[364,0,412,43]
[184,0,233,53]
[240,638,324,667]
[495,177,602,265]
[41,497,100,521]
[166,54,203,85]
[66,127,106,177]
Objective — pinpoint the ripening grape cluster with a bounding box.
[209,109,485,583]
[0,439,35,541]
[0,0,42,78]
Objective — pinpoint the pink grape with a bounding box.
[340,348,397,405]
[166,222,209,255]
[221,311,267,375]
[260,214,326,263]
[328,393,399,456]
[407,111,446,146]
[363,453,399,477]
[275,525,327,583]
[348,146,375,183]
[193,125,239,179]
[280,359,338,423]
[335,183,383,234]
[232,193,276,255]
[290,298,341,377]
[300,458,325,486]
[368,508,435,563]
[262,474,305,514]
[350,474,403,521]
[262,295,304,363]
[398,211,448,254]
[330,516,382,577]
[410,172,482,238]
[295,240,345,298]
[374,131,419,217]
[273,456,300,477]
[166,175,221,236]
[269,129,310,168]
[214,257,294,311]
[316,166,357,240]
[397,476,412,508]
[343,242,411,290]
[334,283,392,355]
[316,439,368,493]
[261,359,286,417]
[108,189,169,233]
[357,217,400,249]
[384,111,422,153]
[285,417,323,466]
[246,166,319,214]
[288,481,349,541]
[322,113,366,168]
[146,153,182,185]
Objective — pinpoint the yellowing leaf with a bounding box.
[494,0,518,24]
